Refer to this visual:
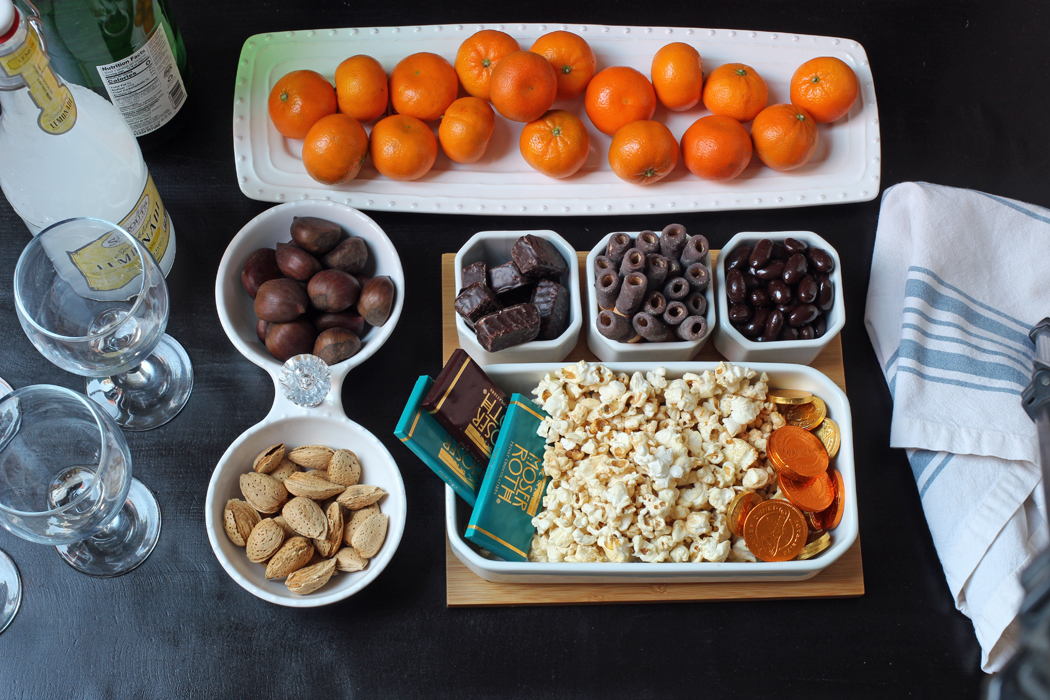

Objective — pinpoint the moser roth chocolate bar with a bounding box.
[422,349,509,465]
[465,394,550,562]
[395,376,486,507]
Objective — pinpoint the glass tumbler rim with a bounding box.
[0,384,111,518]
[13,216,153,343]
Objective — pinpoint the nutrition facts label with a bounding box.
[96,26,186,137]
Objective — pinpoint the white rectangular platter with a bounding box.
[233,23,880,215]
[445,361,857,584]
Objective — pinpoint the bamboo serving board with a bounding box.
[440,251,862,607]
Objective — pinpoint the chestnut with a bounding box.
[356,276,395,326]
[314,311,366,336]
[256,319,269,343]
[313,327,362,366]
[308,269,360,313]
[322,236,369,274]
[241,248,282,299]
[254,278,308,323]
[290,216,342,256]
[276,241,322,282]
[265,319,316,362]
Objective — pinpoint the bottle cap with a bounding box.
[0,0,17,42]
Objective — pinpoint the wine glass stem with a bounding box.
[112,359,158,392]
[88,504,134,550]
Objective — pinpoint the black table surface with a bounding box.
[1,0,1046,697]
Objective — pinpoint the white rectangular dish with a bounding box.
[233,23,880,215]
[445,361,856,583]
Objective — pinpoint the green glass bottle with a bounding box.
[22,0,192,149]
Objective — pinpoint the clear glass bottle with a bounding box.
[22,0,191,149]
[0,0,175,297]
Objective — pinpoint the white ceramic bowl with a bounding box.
[446,361,856,584]
[585,232,715,363]
[205,409,407,606]
[215,200,405,381]
[714,231,844,365]
[453,230,582,366]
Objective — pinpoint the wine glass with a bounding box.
[0,384,161,577]
[13,217,193,431]
[0,377,19,634]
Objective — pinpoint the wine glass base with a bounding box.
[55,477,162,577]
[86,334,193,432]
[0,550,21,634]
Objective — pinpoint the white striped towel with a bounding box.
[865,182,1049,672]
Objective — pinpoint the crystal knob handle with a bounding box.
[278,354,331,408]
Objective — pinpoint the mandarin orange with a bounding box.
[651,42,703,112]
[489,50,559,123]
[389,52,458,122]
[268,70,337,139]
[584,66,657,136]
[680,114,752,181]
[519,109,591,178]
[528,30,596,100]
[608,119,679,185]
[369,114,438,181]
[701,63,768,122]
[334,55,388,123]
[789,56,859,123]
[751,103,819,171]
[438,96,496,164]
[302,113,369,185]
[454,30,521,101]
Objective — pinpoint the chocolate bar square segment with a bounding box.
[474,303,541,352]
[460,261,488,290]
[510,235,568,280]
[422,349,509,465]
[454,282,501,325]
[531,279,570,340]
[488,261,533,295]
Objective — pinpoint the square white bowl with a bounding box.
[445,361,856,584]
[586,232,716,363]
[714,231,844,365]
[453,230,582,366]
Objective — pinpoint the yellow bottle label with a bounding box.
[0,27,77,135]
[69,174,171,293]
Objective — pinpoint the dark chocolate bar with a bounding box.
[475,303,540,352]
[531,279,570,341]
[454,282,501,325]
[422,349,509,464]
[511,235,568,280]
[488,261,533,295]
[461,261,488,290]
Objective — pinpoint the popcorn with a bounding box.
[528,361,779,563]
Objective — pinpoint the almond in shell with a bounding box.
[343,503,379,546]
[287,445,335,470]
[240,472,288,514]
[336,484,387,510]
[351,512,389,559]
[282,496,328,539]
[268,458,299,483]
[335,547,369,573]
[273,515,297,538]
[284,471,346,500]
[314,501,344,558]
[285,557,337,595]
[245,518,285,563]
[223,498,260,546]
[265,536,314,579]
[253,443,285,474]
[327,449,362,487]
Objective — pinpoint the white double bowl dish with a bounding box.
[445,360,856,584]
[207,200,407,606]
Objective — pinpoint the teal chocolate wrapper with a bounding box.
[465,394,550,562]
[396,376,486,507]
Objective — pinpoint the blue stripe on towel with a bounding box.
[902,307,1033,362]
[897,340,1029,386]
[901,323,1031,371]
[975,191,1050,226]
[909,266,1032,330]
[894,365,1023,395]
[904,279,1032,347]
[920,453,955,498]
[908,449,938,481]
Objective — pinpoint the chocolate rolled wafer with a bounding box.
[642,290,667,317]
[663,276,690,301]
[676,315,709,341]
[663,301,689,326]
[632,311,670,342]
[680,235,709,267]
[531,279,570,340]
[660,224,688,261]
[511,234,568,280]
[684,262,710,292]
[593,255,616,280]
[596,309,635,342]
[461,261,487,290]
[636,230,660,255]
[665,257,681,278]
[454,282,501,325]
[618,248,646,278]
[684,291,708,316]
[644,254,669,292]
[615,272,647,316]
[474,303,541,352]
[595,271,621,310]
[605,232,633,267]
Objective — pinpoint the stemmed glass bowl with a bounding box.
[13,217,193,431]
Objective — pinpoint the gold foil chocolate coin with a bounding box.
[797,531,831,560]
[782,396,827,430]
[727,491,764,537]
[768,388,814,405]
[778,471,836,513]
[817,468,845,530]
[814,417,841,458]
[767,425,829,481]
[743,499,808,562]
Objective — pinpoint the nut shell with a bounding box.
[255,278,309,323]
[308,269,361,313]
[314,502,344,558]
[351,512,389,559]
[265,536,314,579]
[334,547,369,573]
[245,518,286,563]
[253,443,286,474]
[322,236,369,273]
[223,499,260,546]
[313,328,362,366]
[285,557,337,595]
[241,248,283,299]
[290,216,342,255]
[282,496,329,539]
[287,445,335,469]
[336,484,387,510]
[343,503,380,545]
[314,311,366,336]
[328,449,362,487]
[356,276,395,326]
[265,319,316,362]
[284,471,346,500]
[276,241,323,281]
[239,472,288,514]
